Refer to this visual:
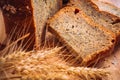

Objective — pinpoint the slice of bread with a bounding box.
[68,0,120,44]
[47,6,115,66]
[30,0,62,48]
[92,0,120,18]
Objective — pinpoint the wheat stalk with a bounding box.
[0,46,109,80]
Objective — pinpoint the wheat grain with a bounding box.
[0,46,109,80]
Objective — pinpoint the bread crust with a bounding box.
[30,0,62,49]
[0,0,35,50]
[47,6,116,66]
[68,0,120,45]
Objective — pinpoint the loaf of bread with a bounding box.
[30,0,62,48]
[47,6,115,66]
[0,0,36,50]
[0,0,62,50]
[92,0,120,18]
[68,0,120,44]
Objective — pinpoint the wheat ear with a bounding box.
[0,47,109,80]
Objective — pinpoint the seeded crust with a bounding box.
[68,0,120,44]
[92,0,120,18]
[47,6,116,66]
[0,0,36,50]
[30,0,62,48]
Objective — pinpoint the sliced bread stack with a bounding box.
[68,0,120,44]
[47,6,116,66]
[91,0,120,18]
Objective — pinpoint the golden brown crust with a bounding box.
[47,6,116,66]
[30,0,63,49]
[69,0,120,45]
[81,42,114,66]
[69,0,120,22]
[81,12,116,65]
[89,0,120,44]
[76,8,116,66]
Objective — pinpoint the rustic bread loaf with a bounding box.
[92,0,120,18]
[68,0,120,44]
[0,0,36,50]
[0,0,62,50]
[47,6,115,66]
[30,0,62,48]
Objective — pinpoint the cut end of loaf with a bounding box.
[69,0,120,44]
[30,0,62,48]
[47,6,115,66]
